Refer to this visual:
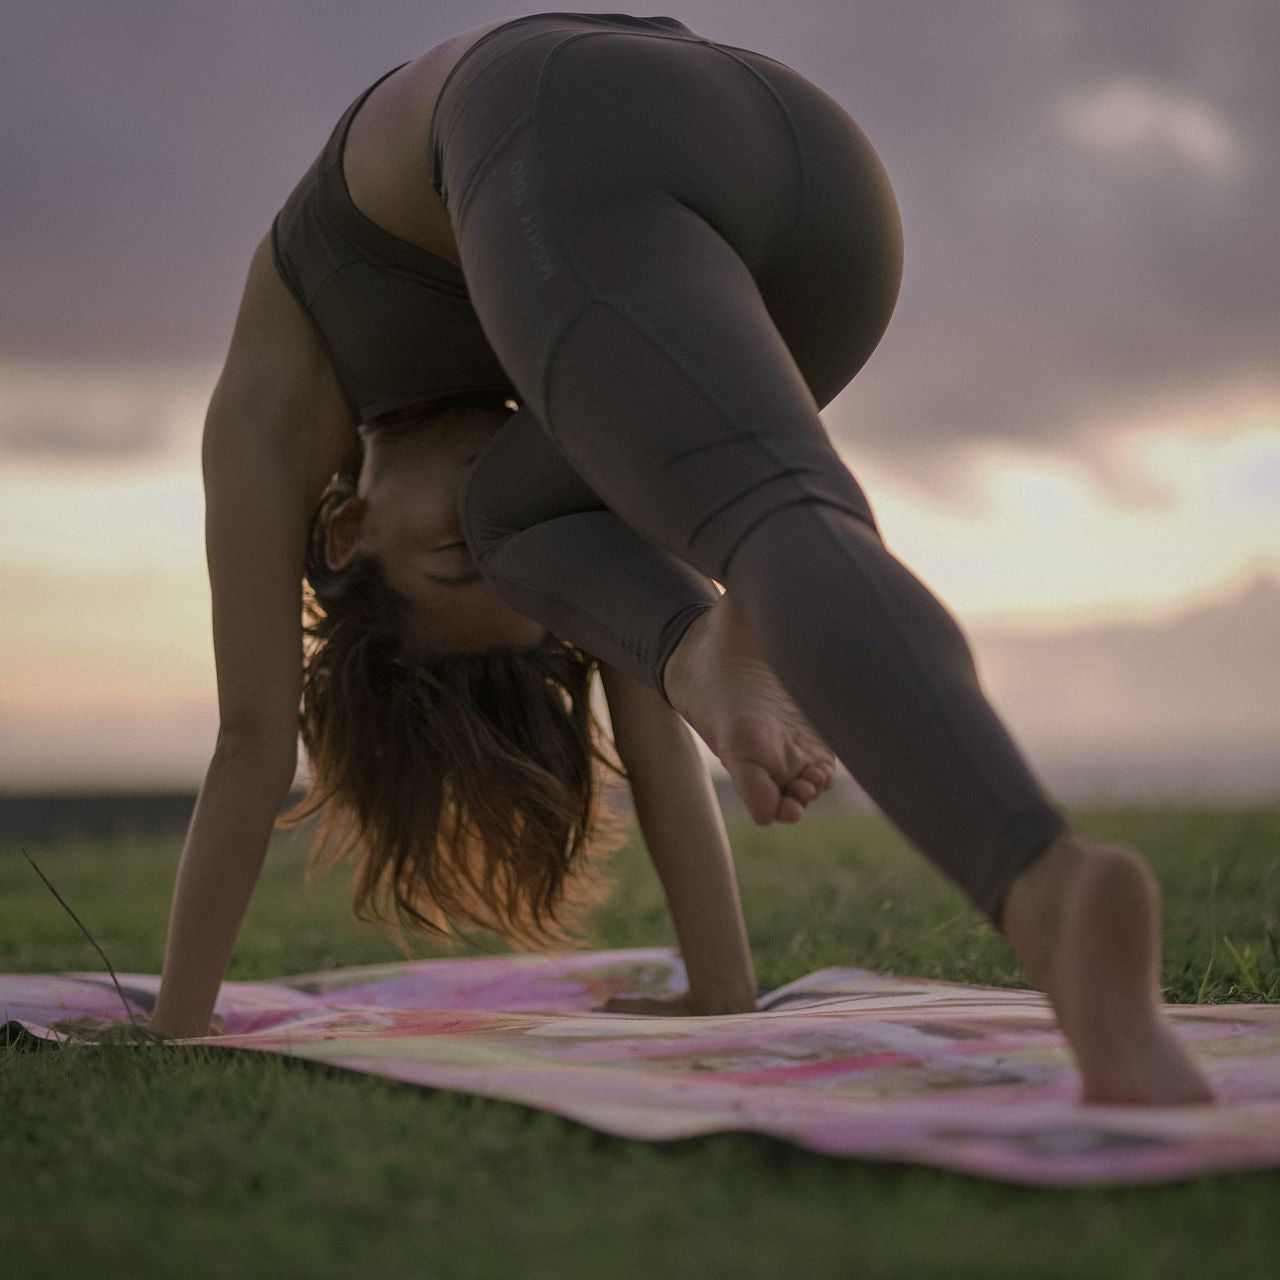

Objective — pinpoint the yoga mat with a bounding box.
[4,948,1278,1187]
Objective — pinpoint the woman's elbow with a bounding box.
[211,723,299,789]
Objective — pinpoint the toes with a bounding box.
[786,776,819,803]
[786,760,836,805]
[736,761,822,824]
[731,759,783,825]
[777,794,806,823]
[799,762,835,794]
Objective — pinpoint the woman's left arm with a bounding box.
[598,661,757,1015]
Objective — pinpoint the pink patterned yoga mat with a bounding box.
[4,948,1278,1187]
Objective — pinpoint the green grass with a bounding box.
[2,805,1278,1280]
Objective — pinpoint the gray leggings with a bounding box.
[435,14,1068,928]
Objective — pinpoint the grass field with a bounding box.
[2,805,1277,1279]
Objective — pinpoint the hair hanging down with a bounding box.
[279,475,627,952]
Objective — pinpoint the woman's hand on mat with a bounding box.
[593,992,756,1016]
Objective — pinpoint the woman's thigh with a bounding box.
[440,24,901,576]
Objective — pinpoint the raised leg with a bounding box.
[462,406,837,823]
[442,24,1215,1100]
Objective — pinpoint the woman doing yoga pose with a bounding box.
[150,13,1212,1106]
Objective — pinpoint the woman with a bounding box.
[150,13,1212,1106]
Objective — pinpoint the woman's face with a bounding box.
[327,404,548,653]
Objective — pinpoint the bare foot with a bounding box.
[663,593,836,824]
[1001,833,1216,1106]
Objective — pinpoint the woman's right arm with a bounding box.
[599,662,758,1015]
[148,236,355,1037]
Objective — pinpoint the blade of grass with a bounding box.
[1195,860,1221,1003]
[1220,934,1259,992]
[23,849,139,1030]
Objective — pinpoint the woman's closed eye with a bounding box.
[426,541,481,587]
[428,567,483,587]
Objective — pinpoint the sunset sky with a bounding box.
[2,1,1277,792]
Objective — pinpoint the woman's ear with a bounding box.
[324,495,368,571]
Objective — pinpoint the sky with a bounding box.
[2,0,1278,792]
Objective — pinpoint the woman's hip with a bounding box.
[432,17,902,411]
[432,19,898,268]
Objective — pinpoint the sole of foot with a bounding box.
[664,594,836,825]
[1002,834,1216,1106]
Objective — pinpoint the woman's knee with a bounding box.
[460,405,605,565]
[719,495,883,594]
[703,467,881,583]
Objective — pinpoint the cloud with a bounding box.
[972,573,1280,801]
[0,360,214,458]
[804,1,1280,493]
[849,411,1280,625]
[3,1,1277,497]
[1058,79,1243,176]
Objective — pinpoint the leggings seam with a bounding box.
[529,31,807,265]
[524,36,822,557]
[717,493,875,580]
[527,33,807,441]
[543,291,836,573]
[696,45,807,253]
[449,106,536,228]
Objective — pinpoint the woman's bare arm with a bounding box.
[148,236,355,1037]
[599,662,757,1014]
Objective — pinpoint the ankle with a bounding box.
[1001,834,1162,988]
[1001,831,1073,922]
[999,832,1092,980]
[661,603,715,713]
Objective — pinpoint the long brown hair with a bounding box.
[279,477,627,951]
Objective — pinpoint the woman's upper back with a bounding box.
[269,13,696,425]
[268,21,519,424]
